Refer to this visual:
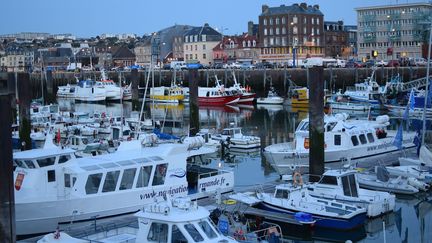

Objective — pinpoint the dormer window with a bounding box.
[242,41,246,47]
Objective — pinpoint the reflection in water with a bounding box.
[57,98,432,242]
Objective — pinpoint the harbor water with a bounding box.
[50,98,432,242]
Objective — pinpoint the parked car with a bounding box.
[211,63,224,69]
[413,58,427,66]
[230,62,242,69]
[386,60,400,67]
[240,63,254,70]
[162,64,171,70]
[375,60,388,67]
[255,62,274,69]
[346,60,364,68]
[364,60,376,68]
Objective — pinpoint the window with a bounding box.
[194,45,197,51]
[282,27,286,35]
[147,223,168,242]
[199,220,217,239]
[202,44,206,50]
[276,18,280,24]
[153,163,168,186]
[303,27,307,34]
[269,28,273,35]
[320,175,338,185]
[24,160,36,168]
[269,18,273,25]
[293,27,298,34]
[37,157,55,167]
[293,16,298,24]
[202,34,206,42]
[184,224,204,242]
[203,53,206,59]
[359,134,367,144]
[136,165,152,188]
[334,134,341,146]
[263,19,267,25]
[351,136,359,146]
[64,173,71,187]
[85,173,103,194]
[282,17,286,24]
[102,170,120,192]
[367,133,375,143]
[264,28,267,36]
[275,189,289,198]
[276,28,280,35]
[58,155,71,164]
[342,174,358,197]
[172,225,188,243]
[48,170,55,182]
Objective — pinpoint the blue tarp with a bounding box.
[152,128,179,140]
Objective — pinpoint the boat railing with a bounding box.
[198,169,233,180]
[235,222,283,242]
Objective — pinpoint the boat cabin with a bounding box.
[310,170,360,198]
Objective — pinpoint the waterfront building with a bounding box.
[258,3,325,64]
[344,25,358,58]
[111,46,135,67]
[356,2,432,60]
[1,45,34,72]
[323,21,349,58]
[157,25,194,63]
[134,36,152,67]
[183,23,222,65]
[212,34,260,64]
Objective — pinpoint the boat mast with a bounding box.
[421,23,432,145]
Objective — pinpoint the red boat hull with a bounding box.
[198,95,240,106]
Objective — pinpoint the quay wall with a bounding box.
[7,67,429,98]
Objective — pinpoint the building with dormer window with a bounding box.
[183,23,222,65]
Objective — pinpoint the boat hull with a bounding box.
[198,96,240,106]
[259,201,367,230]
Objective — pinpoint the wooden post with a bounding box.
[0,94,15,243]
[13,73,31,150]
[188,69,199,136]
[131,68,139,111]
[308,67,325,181]
[46,70,54,104]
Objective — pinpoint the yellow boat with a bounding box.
[288,87,309,107]
[149,86,185,103]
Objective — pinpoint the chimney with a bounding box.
[300,3,307,10]
[313,4,319,10]
[280,4,285,7]
[262,4,269,13]
[204,23,209,27]
[248,21,254,36]
[293,3,299,7]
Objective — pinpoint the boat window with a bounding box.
[198,220,218,239]
[351,136,359,146]
[367,133,375,143]
[15,160,26,168]
[58,155,71,164]
[172,225,188,243]
[299,122,309,131]
[102,170,120,192]
[319,176,337,185]
[85,173,103,194]
[184,224,204,242]
[24,160,35,168]
[72,177,77,186]
[359,134,367,145]
[153,163,168,186]
[326,122,337,132]
[37,157,56,167]
[341,174,358,197]
[147,222,168,243]
[221,130,230,136]
[47,170,56,182]
[136,165,152,188]
[119,168,137,190]
[334,134,341,146]
[275,189,289,199]
[64,173,71,187]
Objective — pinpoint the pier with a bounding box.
[0,67,429,101]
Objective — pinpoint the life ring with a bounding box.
[223,199,237,205]
[293,172,303,186]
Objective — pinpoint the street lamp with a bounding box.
[290,22,298,68]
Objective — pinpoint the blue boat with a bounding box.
[256,183,367,230]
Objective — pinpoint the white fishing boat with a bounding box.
[13,140,234,235]
[327,93,371,111]
[394,145,432,182]
[263,113,416,175]
[74,79,106,102]
[307,169,395,217]
[56,84,76,98]
[226,72,256,103]
[210,126,261,150]
[255,183,367,230]
[96,70,122,101]
[343,69,384,106]
[256,86,284,105]
[37,197,237,243]
[122,83,132,101]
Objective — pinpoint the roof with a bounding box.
[261,4,323,16]
[112,46,135,59]
[355,2,432,11]
[14,148,75,160]
[184,24,222,42]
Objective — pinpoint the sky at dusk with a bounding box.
[0,0,422,37]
